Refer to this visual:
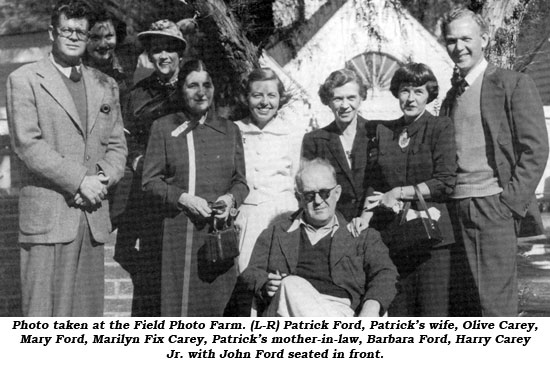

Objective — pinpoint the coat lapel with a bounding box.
[480,65,504,151]
[351,116,369,193]
[37,59,83,133]
[324,121,356,192]
[329,214,353,268]
[82,66,106,135]
[276,216,301,273]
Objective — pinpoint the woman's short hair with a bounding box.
[91,6,127,45]
[245,68,289,107]
[318,68,367,106]
[389,63,439,103]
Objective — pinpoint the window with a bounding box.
[346,52,403,91]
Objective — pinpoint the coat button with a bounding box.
[86,155,90,161]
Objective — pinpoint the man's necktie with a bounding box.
[70,66,82,82]
[450,68,468,98]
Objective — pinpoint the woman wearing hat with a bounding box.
[114,19,187,316]
[125,19,188,167]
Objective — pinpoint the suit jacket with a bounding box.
[441,64,549,235]
[7,57,127,244]
[240,212,398,313]
[301,116,376,221]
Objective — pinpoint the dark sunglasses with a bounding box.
[299,186,337,203]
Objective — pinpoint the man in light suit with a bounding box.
[441,7,549,316]
[6,0,127,316]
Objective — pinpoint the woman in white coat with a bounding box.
[234,68,305,273]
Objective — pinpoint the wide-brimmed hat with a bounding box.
[138,19,187,51]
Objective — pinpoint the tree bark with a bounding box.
[187,0,260,116]
[475,0,533,69]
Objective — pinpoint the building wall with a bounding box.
[267,0,454,127]
[0,212,133,317]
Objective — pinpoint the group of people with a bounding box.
[6,0,548,318]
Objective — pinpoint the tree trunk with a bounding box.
[475,0,533,69]
[187,0,260,117]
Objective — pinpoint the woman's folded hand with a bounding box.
[178,193,212,217]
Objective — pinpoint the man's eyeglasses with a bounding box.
[299,186,337,203]
[57,27,89,41]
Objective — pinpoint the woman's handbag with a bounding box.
[387,185,442,254]
[204,216,239,263]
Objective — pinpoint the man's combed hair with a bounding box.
[441,6,489,37]
[51,0,95,28]
[295,158,337,193]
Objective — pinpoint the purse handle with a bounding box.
[211,214,233,233]
[398,185,436,225]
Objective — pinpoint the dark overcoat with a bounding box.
[301,116,376,221]
[142,110,248,316]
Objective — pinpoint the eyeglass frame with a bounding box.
[56,27,89,41]
[298,185,338,203]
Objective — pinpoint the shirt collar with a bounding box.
[336,115,358,136]
[464,58,488,86]
[237,115,291,135]
[395,110,429,138]
[287,211,340,236]
[170,113,208,137]
[49,53,82,79]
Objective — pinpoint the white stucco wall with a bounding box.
[271,0,454,127]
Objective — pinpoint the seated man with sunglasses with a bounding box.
[240,158,397,316]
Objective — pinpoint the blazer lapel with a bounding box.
[82,67,106,136]
[329,214,352,268]
[38,59,83,133]
[480,65,504,151]
[350,116,368,193]
[277,223,301,272]
[324,122,355,191]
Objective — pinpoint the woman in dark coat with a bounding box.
[142,60,248,316]
[353,63,458,316]
[113,19,187,316]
